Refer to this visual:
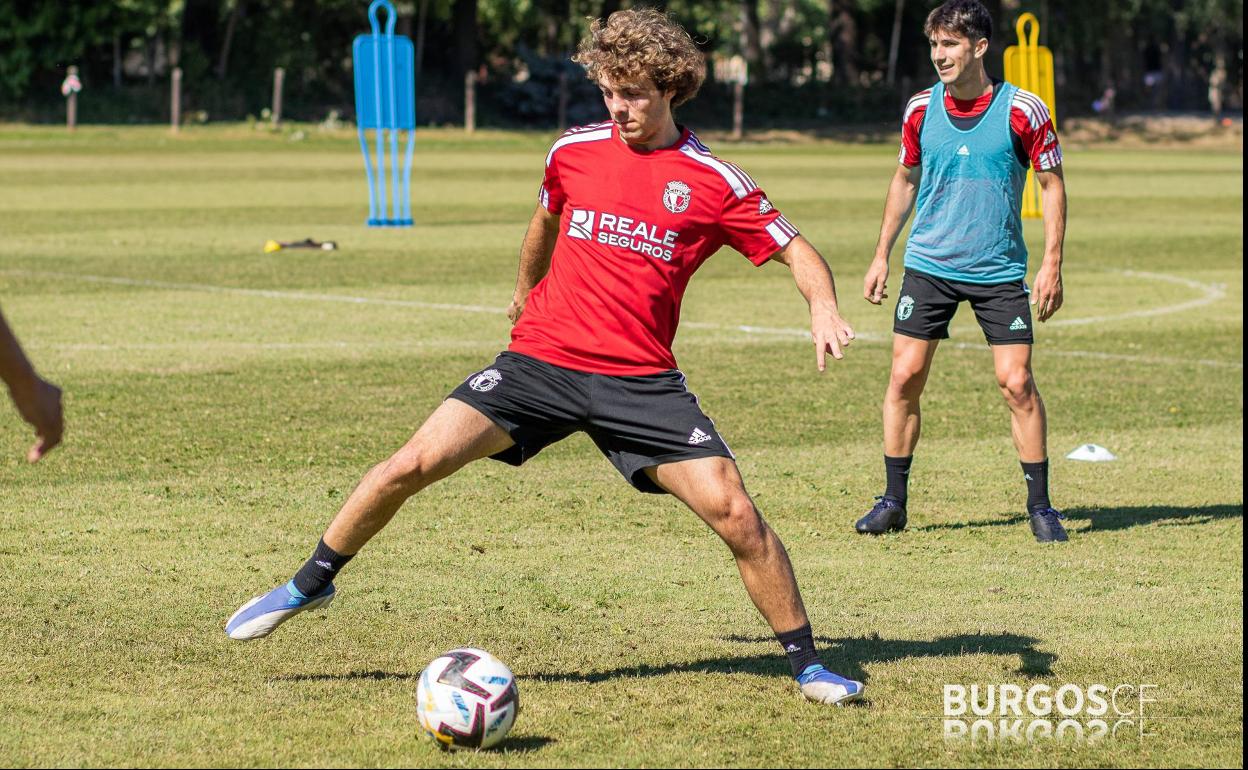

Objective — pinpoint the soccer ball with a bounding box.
[416,648,519,750]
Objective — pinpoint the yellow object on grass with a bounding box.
[1004,12,1057,219]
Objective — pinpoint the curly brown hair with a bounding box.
[572,9,706,107]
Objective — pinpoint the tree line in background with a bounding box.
[0,0,1241,127]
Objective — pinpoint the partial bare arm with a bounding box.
[770,236,856,371]
[1031,166,1067,322]
[508,204,562,325]
[0,308,63,461]
[864,163,922,304]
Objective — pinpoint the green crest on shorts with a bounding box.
[897,295,915,321]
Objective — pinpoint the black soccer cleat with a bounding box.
[1029,507,1069,543]
[855,496,907,534]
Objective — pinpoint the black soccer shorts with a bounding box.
[893,269,1035,345]
[448,351,734,494]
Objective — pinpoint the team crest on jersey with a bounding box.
[897,295,915,321]
[662,180,692,213]
[469,369,503,392]
[758,197,773,215]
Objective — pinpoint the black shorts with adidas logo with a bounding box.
[893,269,1034,345]
[448,351,733,494]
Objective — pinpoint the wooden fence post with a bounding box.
[65,66,80,132]
[171,67,182,133]
[465,70,477,134]
[732,80,744,141]
[272,67,285,126]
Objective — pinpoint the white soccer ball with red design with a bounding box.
[416,648,519,750]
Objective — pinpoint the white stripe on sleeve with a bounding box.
[902,91,931,124]
[679,144,755,199]
[765,220,795,249]
[774,215,799,238]
[1012,90,1050,130]
[545,126,613,166]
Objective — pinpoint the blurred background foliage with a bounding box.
[0,0,1241,126]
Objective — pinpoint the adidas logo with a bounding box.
[957,145,971,156]
[758,197,774,215]
[688,428,713,445]
[785,643,801,653]
[1010,316,1028,331]
[315,560,333,570]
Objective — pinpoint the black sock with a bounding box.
[1021,459,1051,511]
[292,538,354,596]
[776,623,822,678]
[884,455,913,503]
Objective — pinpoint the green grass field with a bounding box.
[0,124,1241,768]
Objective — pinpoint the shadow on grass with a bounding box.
[272,670,557,754]
[276,669,415,683]
[1067,503,1242,531]
[911,514,1026,532]
[525,632,1054,686]
[912,503,1242,534]
[498,736,557,754]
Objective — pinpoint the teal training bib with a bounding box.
[904,81,1028,284]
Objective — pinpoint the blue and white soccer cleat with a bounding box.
[797,664,865,705]
[225,581,335,640]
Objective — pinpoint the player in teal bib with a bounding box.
[858,0,1070,542]
[905,79,1027,284]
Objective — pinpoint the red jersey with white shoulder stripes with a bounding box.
[510,122,798,376]
[898,80,1062,171]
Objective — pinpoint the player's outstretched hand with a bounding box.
[863,258,889,305]
[813,313,855,371]
[12,376,63,462]
[506,298,524,326]
[1031,264,1064,322]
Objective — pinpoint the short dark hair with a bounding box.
[924,0,993,43]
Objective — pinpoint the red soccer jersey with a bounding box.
[510,122,799,376]
[898,82,1062,171]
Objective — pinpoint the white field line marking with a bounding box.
[1045,269,1227,327]
[41,340,500,352]
[4,269,506,315]
[687,331,1242,370]
[684,322,887,342]
[943,341,1242,370]
[4,268,1240,370]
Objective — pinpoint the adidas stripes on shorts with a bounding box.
[449,351,733,494]
[893,269,1035,345]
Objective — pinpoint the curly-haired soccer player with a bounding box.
[227,9,864,705]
